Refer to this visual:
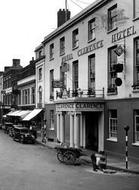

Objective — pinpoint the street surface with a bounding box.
[0,130,139,190]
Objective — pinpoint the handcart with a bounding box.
[55,145,85,165]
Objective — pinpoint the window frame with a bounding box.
[49,43,54,60]
[60,36,65,56]
[108,109,118,141]
[88,18,96,42]
[50,110,55,130]
[107,4,117,32]
[133,110,139,144]
[72,28,79,49]
[107,46,118,94]
[133,37,139,89]
[38,67,42,81]
[133,0,139,19]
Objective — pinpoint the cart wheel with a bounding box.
[57,151,64,163]
[63,151,76,165]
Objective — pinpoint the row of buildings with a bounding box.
[0,0,139,161]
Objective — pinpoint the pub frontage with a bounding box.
[55,99,105,152]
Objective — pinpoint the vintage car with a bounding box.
[13,125,36,144]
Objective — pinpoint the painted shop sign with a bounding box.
[62,53,73,63]
[56,102,104,112]
[112,26,136,43]
[77,40,103,57]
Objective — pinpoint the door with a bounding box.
[85,112,98,151]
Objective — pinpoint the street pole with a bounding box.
[124,125,129,169]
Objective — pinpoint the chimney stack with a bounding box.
[12,59,20,67]
[57,9,70,27]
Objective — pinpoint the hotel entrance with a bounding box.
[84,112,99,151]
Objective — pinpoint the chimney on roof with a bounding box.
[30,57,34,64]
[57,9,70,27]
[4,66,11,72]
[12,59,20,67]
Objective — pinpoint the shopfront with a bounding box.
[56,101,104,151]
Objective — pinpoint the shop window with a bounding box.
[108,110,118,141]
[133,0,139,19]
[72,28,79,49]
[88,54,95,93]
[38,67,42,81]
[22,88,30,105]
[108,46,117,93]
[88,18,96,41]
[50,110,54,130]
[133,38,139,89]
[60,36,65,55]
[134,110,139,144]
[50,70,54,100]
[107,4,117,31]
[49,43,54,60]
[72,61,78,92]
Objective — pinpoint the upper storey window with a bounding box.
[49,43,54,60]
[133,0,139,19]
[38,67,42,81]
[88,18,96,41]
[60,37,65,56]
[72,28,79,49]
[108,4,117,31]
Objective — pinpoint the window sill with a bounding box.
[107,138,118,142]
[49,57,54,61]
[132,89,139,93]
[107,91,117,96]
[60,52,65,56]
[49,128,54,131]
[107,27,118,34]
[132,142,139,146]
[72,46,79,51]
[133,17,139,22]
[88,38,96,43]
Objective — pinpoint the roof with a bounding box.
[42,0,111,44]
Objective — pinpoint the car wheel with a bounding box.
[20,136,24,144]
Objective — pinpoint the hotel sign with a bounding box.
[112,26,136,43]
[56,102,104,112]
[77,40,104,57]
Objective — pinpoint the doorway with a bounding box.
[85,112,99,151]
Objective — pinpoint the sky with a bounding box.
[0,0,95,71]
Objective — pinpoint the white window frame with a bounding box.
[108,4,117,31]
[72,29,79,49]
[108,110,118,141]
[50,110,54,130]
[88,18,96,41]
[50,43,54,60]
[134,115,139,143]
[60,37,65,55]
[133,0,139,19]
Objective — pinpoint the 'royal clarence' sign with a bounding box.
[77,40,104,57]
[56,102,104,112]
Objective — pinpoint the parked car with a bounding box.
[13,125,35,144]
[4,122,14,134]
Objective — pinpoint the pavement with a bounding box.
[36,136,139,175]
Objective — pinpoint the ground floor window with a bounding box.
[134,110,139,143]
[108,110,117,141]
[50,110,54,130]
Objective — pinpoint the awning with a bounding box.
[7,110,31,118]
[7,110,21,116]
[22,109,42,121]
